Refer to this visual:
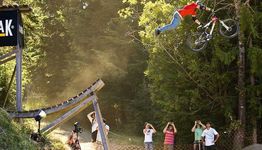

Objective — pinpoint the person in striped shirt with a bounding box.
[163,122,177,150]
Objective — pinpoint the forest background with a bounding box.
[0,0,261,147]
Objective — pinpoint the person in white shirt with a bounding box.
[201,122,220,150]
[87,111,98,142]
[143,122,157,150]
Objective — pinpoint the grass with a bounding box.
[108,130,144,145]
[0,108,37,150]
[0,108,66,150]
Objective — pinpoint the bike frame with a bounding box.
[188,12,238,51]
[202,15,230,35]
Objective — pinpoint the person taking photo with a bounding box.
[143,122,157,150]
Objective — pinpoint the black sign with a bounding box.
[0,9,22,47]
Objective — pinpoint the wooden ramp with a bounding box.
[8,79,104,118]
[7,79,109,149]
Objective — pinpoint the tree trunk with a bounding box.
[0,0,3,6]
[234,0,246,149]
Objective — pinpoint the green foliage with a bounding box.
[248,47,262,75]
[118,0,262,143]
[1,0,261,146]
[0,109,66,149]
[240,5,258,38]
[244,1,262,124]
[0,108,37,150]
[0,0,47,108]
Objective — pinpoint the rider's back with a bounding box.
[178,2,198,17]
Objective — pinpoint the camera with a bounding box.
[74,122,82,133]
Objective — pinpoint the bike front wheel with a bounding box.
[219,19,239,38]
[186,32,208,52]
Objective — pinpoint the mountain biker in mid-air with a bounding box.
[155,0,212,36]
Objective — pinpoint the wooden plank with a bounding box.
[93,97,110,150]
[0,49,17,60]
[0,5,32,12]
[0,56,16,65]
[16,46,22,112]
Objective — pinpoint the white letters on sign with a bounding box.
[0,19,14,36]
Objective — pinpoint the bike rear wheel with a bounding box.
[219,19,239,38]
[186,32,208,52]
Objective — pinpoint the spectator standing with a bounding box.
[87,111,98,142]
[191,120,206,150]
[163,122,177,150]
[201,122,219,150]
[143,122,157,150]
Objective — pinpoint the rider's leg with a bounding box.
[158,12,181,33]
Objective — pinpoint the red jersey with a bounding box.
[178,2,198,18]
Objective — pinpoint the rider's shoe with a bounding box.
[155,29,161,36]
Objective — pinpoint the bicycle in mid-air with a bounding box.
[186,11,239,51]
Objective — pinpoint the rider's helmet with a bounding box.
[196,0,205,9]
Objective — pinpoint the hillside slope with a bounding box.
[0,108,37,150]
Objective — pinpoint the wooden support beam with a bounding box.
[3,65,16,108]
[16,46,22,112]
[0,55,15,65]
[93,95,110,150]
[41,95,96,135]
[0,49,17,61]
[0,5,31,12]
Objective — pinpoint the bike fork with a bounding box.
[204,22,215,41]
[210,22,216,35]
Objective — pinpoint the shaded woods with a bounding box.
[0,0,261,148]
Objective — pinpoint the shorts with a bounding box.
[91,130,98,142]
[193,140,202,144]
[144,142,153,150]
